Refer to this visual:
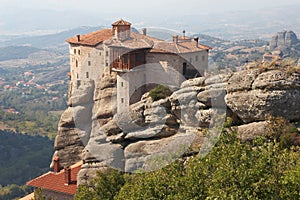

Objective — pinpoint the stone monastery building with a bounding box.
[66,19,211,110]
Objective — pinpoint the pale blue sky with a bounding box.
[1,0,299,34]
[2,0,300,13]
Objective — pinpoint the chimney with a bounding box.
[142,28,147,36]
[53,156,60,173]
[194,36,199,47]
[76,35,81,42]
[173,35,179,44]
[64,166,71,185]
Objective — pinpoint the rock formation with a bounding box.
[270,30,299,50]
[52,62,300,185]
[269,30,300,57]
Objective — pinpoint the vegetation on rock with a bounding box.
[76,126,300,200]
[149,85,172,101]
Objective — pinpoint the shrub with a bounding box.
[75,168,125,200]
[149,85,172,101]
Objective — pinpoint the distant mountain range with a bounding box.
[1,4,300,41]
[1,26,105,48]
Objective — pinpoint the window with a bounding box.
[106,51,109,56]
[88,53,90,57]
[76,73,79,79]
[196,56,198,62]
[121,98,124,103]
[99,52,101,56]
[106,62,109,67]
[88,61,91,66]
[202,55,205,61]
[183,63,187,76]
[78,50,81,55]
[86,72,89,79]
[121,82,124,87]
[74,49,76,54]
[76,60,78,67]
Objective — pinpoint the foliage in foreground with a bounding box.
[149,85,173,101]
[76,131,300,200]
[75,169,125,200]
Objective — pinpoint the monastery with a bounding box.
[66,19,211,111]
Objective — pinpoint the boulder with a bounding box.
[237,121,268,142]
[181,77,206,88]
[70,80,94,106]
[77,162,108,186]
[252,70,300,90]
[227,69,260,93]
[197,88,226,108]
[124,133,195,172]
[204,73,233,85]
[54,127,84,167]
[85,134,125,171]
[92,91,117,121]
[58,107,75,128]
[225,89,300,123]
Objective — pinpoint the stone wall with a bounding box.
[43,189,74,200]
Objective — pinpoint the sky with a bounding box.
[0,0,300,35]
[2,0,300,14]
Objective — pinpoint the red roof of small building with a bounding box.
[27,162,82,195]
[112,19,131,26]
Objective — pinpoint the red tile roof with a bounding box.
[66,20,212,52]
[112,19,131,26]
[106,32,158,50]
[66,29,113,46]
[151,41,212,54]
[27,162,82,195]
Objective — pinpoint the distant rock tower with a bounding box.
[270,30,300,50]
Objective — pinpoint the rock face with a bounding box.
[53,64,300,185]
[225,70,300,123]
[270,30,299,50]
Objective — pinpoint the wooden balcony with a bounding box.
[111,49,146,72]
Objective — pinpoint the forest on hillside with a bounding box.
[0,130,53,200]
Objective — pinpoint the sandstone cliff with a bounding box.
[52,61,300,185]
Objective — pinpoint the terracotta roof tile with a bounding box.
[112,19,131,26]
[66,29,113,46]
[66,21,212,53]
[27,162,82,195]
[106,32,159,49]
[151,41,212,54]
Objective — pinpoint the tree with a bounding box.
[75,168,125,200]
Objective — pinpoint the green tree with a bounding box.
[75,168,125,200]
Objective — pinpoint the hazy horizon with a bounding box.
[1,0,300,40]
